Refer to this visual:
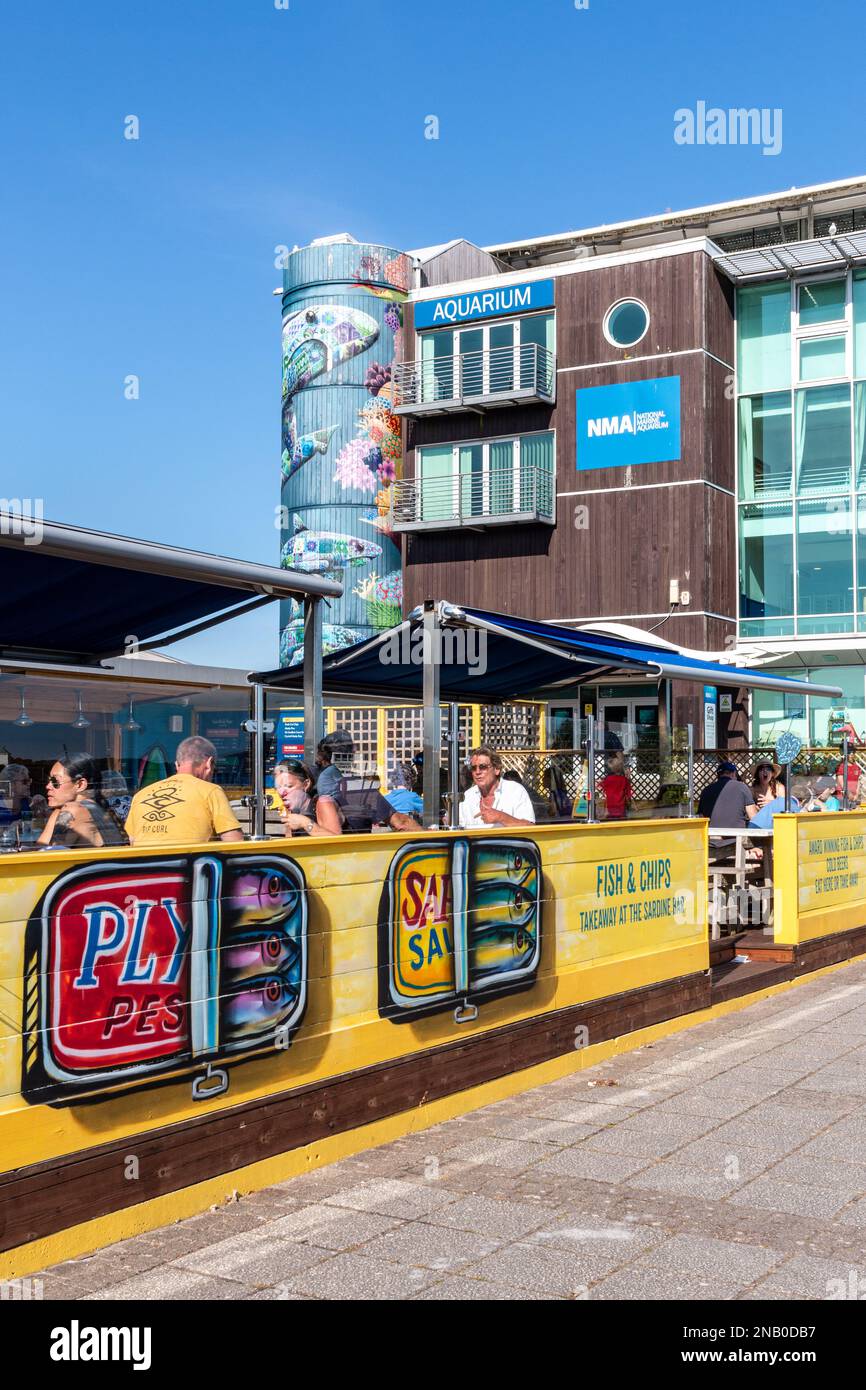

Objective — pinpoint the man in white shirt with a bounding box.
[458,745,536,829]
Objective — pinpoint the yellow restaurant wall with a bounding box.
[0,820,708,1178]
[774,811,866,945]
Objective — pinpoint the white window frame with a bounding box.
[416,311,555,399]
[602,297,650,350]
[416,429,556,521]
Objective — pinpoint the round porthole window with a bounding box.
[603,298,650,349]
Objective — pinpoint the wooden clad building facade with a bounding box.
[397,240,744,738]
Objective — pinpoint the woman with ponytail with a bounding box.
[37,754,129,849]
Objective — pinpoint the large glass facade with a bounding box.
[737,271,866,638]
[751,665,866,748]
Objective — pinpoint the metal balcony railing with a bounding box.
[392,342,556,414]
[390,463,555,531]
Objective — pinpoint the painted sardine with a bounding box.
[469,923,537,977]
[223,928,302,982]
[223,974,300,1039]
[222,867,300,922]
[281,304,378,480]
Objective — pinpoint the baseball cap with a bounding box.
[717,761,738,775]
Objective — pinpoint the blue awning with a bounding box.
[251,602,843,700]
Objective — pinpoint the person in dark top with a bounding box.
[37,754,128,849]
[697,761,757,856]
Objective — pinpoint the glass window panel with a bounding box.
[807,666,866,746]
[458,328,483,398]
[796,496,853,622]
[739,502,794,619]
[799,335,846,382]
[854,271,866,378]
[752,683,808,749]
[520,313,555,391]
[857,495,866,622]
[420,331,454,403]
[798,614,855,634]
[798,278,846,326]
[795,384,851,492]
[459,443,484,517]
[738,392,792,500]
[740,617,796,637]
[856,381,866,489]
[489,439,515,515]
[737,283,791,393]
[519,432,554,514]
[418,444,455,521]
[489,323,514,394]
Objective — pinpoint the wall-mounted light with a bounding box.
[13,689,33,728]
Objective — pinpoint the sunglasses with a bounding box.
[47,774,75,789]
[470,762,492,772]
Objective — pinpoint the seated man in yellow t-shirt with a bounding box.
[125,736,244,846]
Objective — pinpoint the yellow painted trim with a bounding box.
[6,946,866,1282]
[376,706,388,787]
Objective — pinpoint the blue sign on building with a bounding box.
[414,279,555,330]
[576,376,681,471]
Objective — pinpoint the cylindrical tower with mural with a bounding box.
[279,237,411,665]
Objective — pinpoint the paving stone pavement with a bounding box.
[30,961,866,1301]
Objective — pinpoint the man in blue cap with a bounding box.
[698,761,757,857]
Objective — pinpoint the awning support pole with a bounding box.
[422,601,441,828]
[251,682,267,840]
[303,596,323,768]
[448,701,460,829]
[585,712,596,823]
[687,723,695,817]
[842,733,850,810]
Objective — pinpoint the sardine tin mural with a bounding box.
[379,837,542,1022]
[22,852,307,1104]
[279,240,411,666]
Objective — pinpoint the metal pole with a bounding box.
[422,601,441,829]
[687,722,695,818]
[842,732,850,811]
[252,682,266,840]
[585,713,596,823]
[784,763,792,813]
[303,595,323,769]
[447,702,461,829]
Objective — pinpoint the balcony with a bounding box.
[392,342,556,415]
[390,463,555,532]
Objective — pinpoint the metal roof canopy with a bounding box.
[713,230,866,283]
[252,601,843,702]
[0,514,342,663]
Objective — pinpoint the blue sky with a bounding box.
[2,0,863,666]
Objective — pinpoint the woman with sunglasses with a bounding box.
[274,760,343,837]
[37,754,129,849]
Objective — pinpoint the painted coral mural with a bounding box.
[278,242,410,666]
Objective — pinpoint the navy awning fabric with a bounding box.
[252,603,843,700]
[0,517,342,663]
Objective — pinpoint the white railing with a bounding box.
[392,342,555,412]
[390,463,555,529]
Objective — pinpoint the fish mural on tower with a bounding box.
[281,512,381,580]
[279,619,365,668]
[281,304,379,481]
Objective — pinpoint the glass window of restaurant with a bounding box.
[0,672,253,844]
[750,666,866,748]
[737,272,866,638]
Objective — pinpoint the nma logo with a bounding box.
[577,377,681,470]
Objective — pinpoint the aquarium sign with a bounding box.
[576,376,681,470]
[414,280,554,329]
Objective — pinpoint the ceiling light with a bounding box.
[13,689,33,728]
